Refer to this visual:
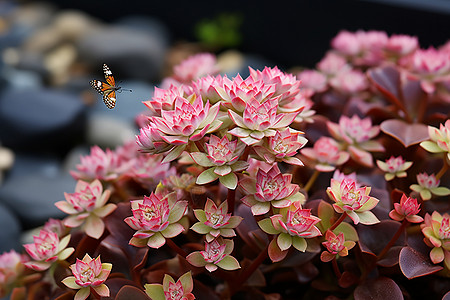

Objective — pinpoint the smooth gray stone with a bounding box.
[0,162,75,228]
[0,87,86,151]
[0,203,21,253]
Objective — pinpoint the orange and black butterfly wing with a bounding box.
[89,64,118,109]
[89,79,117,109]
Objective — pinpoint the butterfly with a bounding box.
[90,64,122,109]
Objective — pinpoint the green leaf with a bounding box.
[191,222,211,234]
[431,187,450,196]
[292,236,307,252]
[75,288,90,300]
[214,165,232,176]
[190,152,214,167]
[161,223,184,238]
[357,211,380,225]
[420,141,444,153]
[197,167,219,185]
[219,172,238,190]
[231,160,249,172]
[62,276,81,289]
[334,222,359,242]
[277,233,292,251]
[168,201,188,223]
[216,255,241,270]
[162,145,186,163]
[186,252,207,267]
[193,209,207,222]
[179,271,194,294]
[144,284,165,300]
[258,218,278,234]
[147,232,166,249]
[318,200,334,231]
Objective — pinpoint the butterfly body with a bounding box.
[90,64,121,109]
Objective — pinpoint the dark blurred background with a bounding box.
[52,0,450,69]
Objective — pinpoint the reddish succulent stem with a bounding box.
[231,242,269,295]
[111,180,129,201]
[331,257,342,279]
[360,219,408,281]
[166,238,188,258]
[227,188,236,214]
[376,219,408,260]
[241,146,251,162]
[90,287,102,299]
[435,161,449,181]
[329,212,348,232]
[303,169,320,193]
[194,139,206,153]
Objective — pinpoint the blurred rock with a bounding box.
[220,51,273,78]
[0,144,14,184]
[0,154,74,229]
[78,21,168,81]
[86,80,153,148]
[0,87,86,152]
[0,203,21,252]
[62,145,90,174]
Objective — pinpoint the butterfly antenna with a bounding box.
[118,80,132,93]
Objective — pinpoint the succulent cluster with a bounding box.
[1,31,450,300]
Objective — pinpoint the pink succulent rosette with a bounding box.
[55,179,116,239]
[148,93,222,162]
[320,231,356,262]
[43,218,70,238]
[329,69,368,94]
[70,145,126,181]
[279,93,316,124]
[215,74,275,112]
[192,74,224,104]
[327,115,384,167]
[327,178,380,225]
[0,250,28,297]
[376,156,413,181]
[420,211,450,269]
[143,84,186,113]
[403,47,450,94]
[240,164,304,215]
[191,199,243,242]
[23,230,74,271]
[124,191,188,249]
[384,34,418,57]
[186,238,240,272]
[258,201,322,262]
[420,119,450,161]
[228,97,298,146]
[331,30,388,66]
[410,173,450,200]
[136,123,174,154]
[300,136,350,172]
[62,254,112,300]
[190,135,248,190]
[145,271,195,300]
[317,52,350,76]
[173,53,219,84]
[126,153,176,189]
[249,66,301,104]
[297,69,328,95]
[389,194,423,223]
[253,128,308,166]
